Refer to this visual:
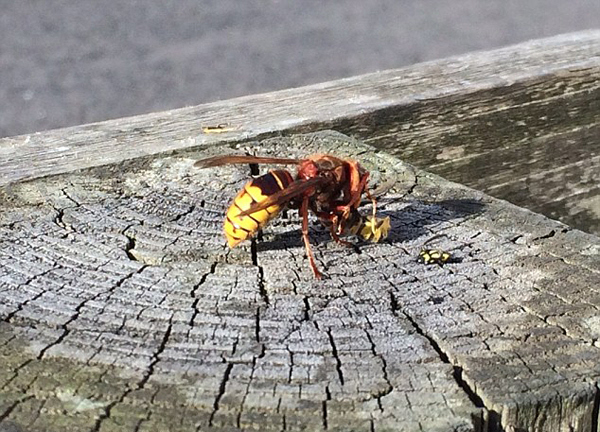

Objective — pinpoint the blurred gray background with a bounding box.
[2,0,599,138]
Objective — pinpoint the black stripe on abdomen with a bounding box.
[250,170,294,196]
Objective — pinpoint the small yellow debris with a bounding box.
[201,123,238,134]
[359,215,391,243]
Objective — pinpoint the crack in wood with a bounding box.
[326,329,345,386]
[236,356,259,429]
[250,236,270,306]
[208,363,233,427]
[2,266,56,322]
[189,261,218,327]
[287,349,294,384]
[0,359,33,393]
[49,187,81,233]
[91,318,173,432]
[592,384,600,432]
[391,290,487,414]
[0,395,34,424]
[302,297,311,322]
[364,328,392,411]
[121,226,140,262]
[322,385,331,430]
[132,411,151,432]
[229,336,239,357]
[36,263,147,360]
[52,206,69,231]
[255,306,261,343]
[171,204,196,223]
[90,389,129,431]
[60,187,80,207]
[138,322,172,389]
[509,234,524,243]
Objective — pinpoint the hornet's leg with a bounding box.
[329,217,354,247]
[334,169,371,221]
[301,196,322,279]
[365,188,377,220]
[348,170,370,209]
[313,211,354,247]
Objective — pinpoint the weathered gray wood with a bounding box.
[2,131,600,432]
[1,132,480,432]
[1,31,599,235]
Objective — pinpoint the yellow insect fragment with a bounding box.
[418,248,452,265]
[359,215,391,243]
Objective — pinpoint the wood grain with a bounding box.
[2,131,600,431]
[1,31,599,234]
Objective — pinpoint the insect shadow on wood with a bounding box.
[256,198,487,252]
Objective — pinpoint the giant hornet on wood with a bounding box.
[194,154,391,279]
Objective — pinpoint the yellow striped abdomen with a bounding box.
[224,170,294,248]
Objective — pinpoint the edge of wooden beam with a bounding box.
[1,29,600,187]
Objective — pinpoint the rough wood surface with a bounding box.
[1,31,599,235]
[2,131,600,432]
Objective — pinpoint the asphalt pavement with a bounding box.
[1,0,599,138]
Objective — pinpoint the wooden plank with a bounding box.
[0,132,480,432]
[362,60,600,236]
[2,131,600,431]
[1,31,599,239]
